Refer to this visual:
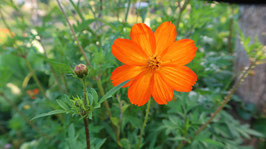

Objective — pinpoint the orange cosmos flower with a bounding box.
[111,22,197,106]
[26,89,39,99]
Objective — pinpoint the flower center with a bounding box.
[147,56,161,70]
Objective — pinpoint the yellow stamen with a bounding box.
[147,56,161,70]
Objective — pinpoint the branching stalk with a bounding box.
[177,60,258,149]
[195,62,256,135]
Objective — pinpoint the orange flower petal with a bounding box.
[154,22,176,55]
[26,90,32,96]
[152,73,173,104]
[111,65,144,87]
[159,66,197,92]
[112,38,147,65]
[33,89,39,95]
[128,71,153,106]
[130,23,156,56]
[161,39,197,65]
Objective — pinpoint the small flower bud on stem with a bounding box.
[74,64,88,78]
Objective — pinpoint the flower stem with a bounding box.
[137,99,151,149]
[124,0,131,23]
[24,58,49,100]
[56,0,91,67]
[68,0,85,21]
[96,78,112,118]
[116,94,123,144]
[228,6,234,54]
[195,62,256,135]
[82,79,90,149]
[177,61,257,149]
[96,77,121,145]
[83,118,90,149]
[175,0,190,34]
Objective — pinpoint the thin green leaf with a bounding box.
[99,80,129,104]
[90,88,98,103]
[202,139,224,147]
[31,110,65,120]
[245,129,264,137]
[88,93,93,106]
[56,100,69,111]
[110,117,119,127]
[94,138,107,149]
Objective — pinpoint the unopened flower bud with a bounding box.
[74,64,88,78]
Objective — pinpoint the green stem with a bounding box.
[177,61,257,149]
[135,0,140,23]
[69,0,85,21]
[175,0,190,34]
[98,0,103,18]
[56,0,91,67]
[124,0,131,23]
[194,63,256,135]
[228,6,234,54]
[10,0,26,32]
[68,0,98,37]
[82,79,90,149]
[96,78,113,118]
[176,11,183,33]
[137,100,151,149]
[96,77,121,146]
[116,94,122,145]
[83,78,87,104]
[24,58,49,100]
[88,4,97,19]
[116,0,121,21]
